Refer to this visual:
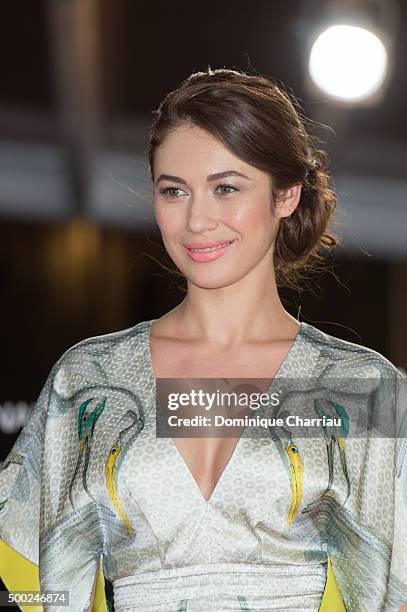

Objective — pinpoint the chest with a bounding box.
[149,335,295,502]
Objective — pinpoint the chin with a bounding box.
[184,268,249,290]
[188,278,237,290]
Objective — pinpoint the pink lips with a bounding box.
[184,241,232,248]
[184,240,236,263]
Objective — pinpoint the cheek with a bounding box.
[230,196,274,233]
[154,205,181,237]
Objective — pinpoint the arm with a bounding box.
[385,369,407,611]
[0,358,109,612]
[38,362,107,611]
[0,363,54,612]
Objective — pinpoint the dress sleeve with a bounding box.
[385,368,407,610]
[0,359,109,612]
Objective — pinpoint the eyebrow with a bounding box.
[155,170,252,185]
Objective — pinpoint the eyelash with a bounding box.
[158,184,239,199]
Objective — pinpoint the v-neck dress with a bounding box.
[0,319,407,611]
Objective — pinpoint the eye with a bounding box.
[159,183,240,199]
[215,183,239,196]
[159,186,186,199]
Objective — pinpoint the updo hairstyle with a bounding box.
[147,68,339,290]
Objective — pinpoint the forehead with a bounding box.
[154,123,256,176]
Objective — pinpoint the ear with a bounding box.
[274,184,302,219]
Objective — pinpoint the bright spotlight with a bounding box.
[309,24,388,101]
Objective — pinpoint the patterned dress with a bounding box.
[0,319,406,611]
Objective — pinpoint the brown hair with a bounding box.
[147,67,340,290]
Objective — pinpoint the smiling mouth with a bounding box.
[186,241,235,252]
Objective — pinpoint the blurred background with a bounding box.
[0,0,406,488]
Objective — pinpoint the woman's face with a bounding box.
[153,122,301,289]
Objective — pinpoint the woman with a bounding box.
[0,68,406,612]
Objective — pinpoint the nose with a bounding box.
[186,193,218,234]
